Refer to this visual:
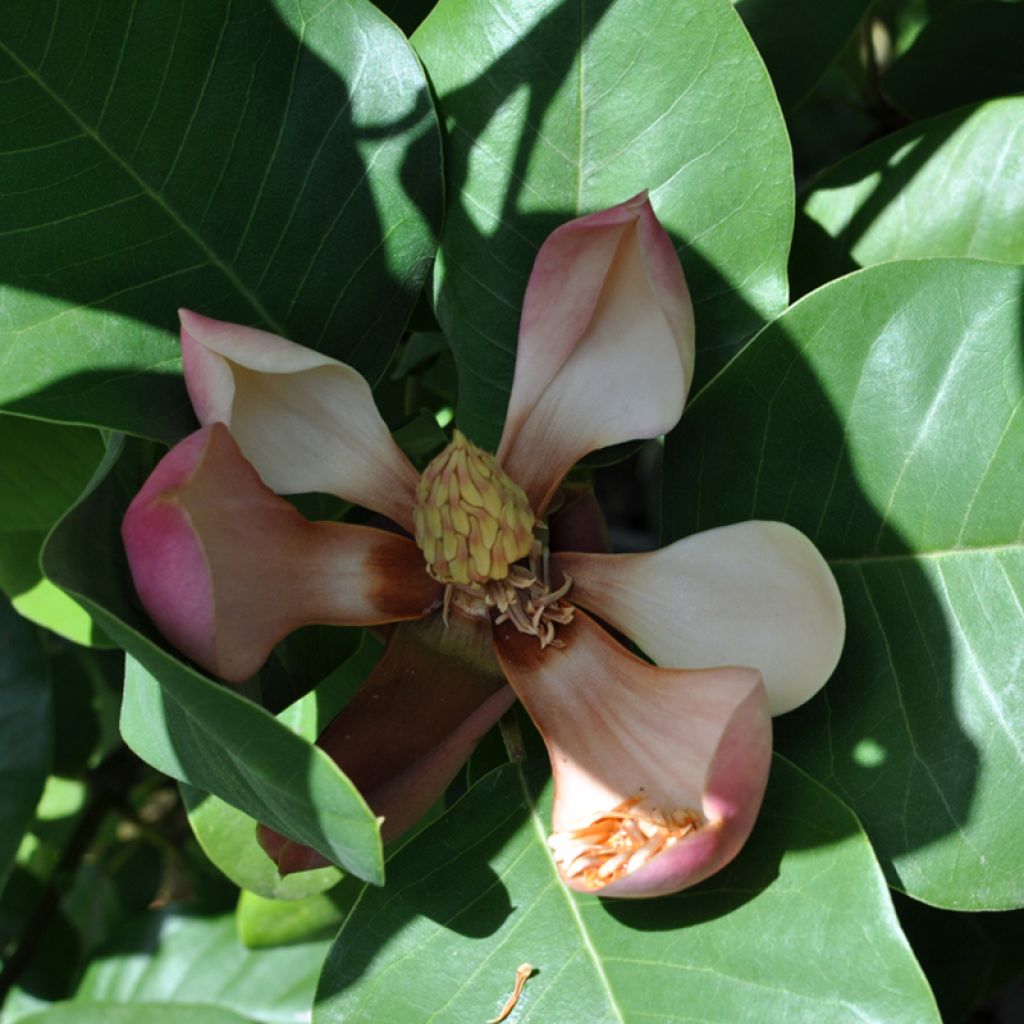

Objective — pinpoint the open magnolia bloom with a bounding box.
[122,193,844,897]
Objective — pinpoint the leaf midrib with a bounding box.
[0,34,284,334]
[513,761,626,1024]
[829,541,1022,566]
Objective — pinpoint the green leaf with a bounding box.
[40,436,384,886]
[0,415,109,643]
[0,598,51,889]
[0,0,442,439]
[67,908,329,1024]
[237,885,356,948]
[882,2,1024,119]
[664,259,1024,909]
[414,0,792,446]
[119,652,382,885]
[0,416,105,531]
[895,894,1024,1023]
[314,754,938,1023]
[16,1006,249,1024]
[793,98,1024,296]
[733,0,872,110]
[276,632,383,742]
[181,784,342,900]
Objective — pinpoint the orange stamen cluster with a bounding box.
[413,430,535,585]
[547,797,702,890]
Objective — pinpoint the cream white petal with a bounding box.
[179,309,419,529]
[555,521,845,715]
[497,195,694,516]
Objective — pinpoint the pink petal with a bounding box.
[494,610,770,898]
[258,614,516,874]
[554,521,845,716]
[497,194,694,515]
[179,309,420,530]
[122,423,441,682]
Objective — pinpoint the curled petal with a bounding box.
[258,614,515,874]
[554,521,845,716]
[497,194,694,515]
[122,423,441,683]
[179,309,419,530]
[494,611,770,898]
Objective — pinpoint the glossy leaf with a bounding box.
[733,0,871,110]
[40,436,384,885]
[69,908,328,1024]
[882,2,1024,119]
[0,415,108,643]
[16,1007,249,1024]
[237,886,355,949]
[793,98,1024,296]
[895,894,1024,1023]
[664,259,1024,909]
[0,598,51,890]
[181,784,342,901]
[314,754,938,1023]
[414,0,792,446]
[0,0,441,439]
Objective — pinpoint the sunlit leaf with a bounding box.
[793,98,1024,296]
[664,259,1024,909]
[237,885,355,949]
[181,784,342,901]
[67,908,328,1024]
[15,1006,248,1024]
[314,754,938,1023]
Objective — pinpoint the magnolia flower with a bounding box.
[122,194,844,897]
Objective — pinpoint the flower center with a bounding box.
[413,430,574,646]
[547,796,703,890]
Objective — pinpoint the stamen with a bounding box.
[441,550,575,647]
[548,797,703,890]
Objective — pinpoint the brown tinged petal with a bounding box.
[258,613,515,874]
[497,194,695,516]
[121,423,441,683]
[547,483,613,556]
[553,521,845,716]
[493,610,770,898]
[179,309,420,531]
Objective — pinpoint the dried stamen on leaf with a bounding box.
[487,963,534,1024]
[548,797,703,890]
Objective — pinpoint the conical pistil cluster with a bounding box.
[413,431,575,646]
[413,430,535,585]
